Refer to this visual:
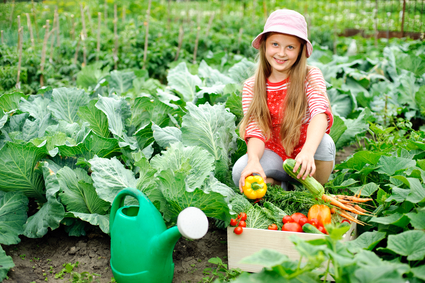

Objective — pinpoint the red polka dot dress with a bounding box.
[242,67,333,161]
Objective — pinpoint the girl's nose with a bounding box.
[278,47,286,56]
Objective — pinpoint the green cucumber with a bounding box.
[282,159,325,197]
[302,223,325,234]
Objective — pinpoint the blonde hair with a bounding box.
[240,33,324,156]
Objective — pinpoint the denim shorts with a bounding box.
[231,133,336,188]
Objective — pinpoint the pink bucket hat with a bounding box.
[252,9,313,58]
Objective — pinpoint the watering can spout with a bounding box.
[152,226,181,256]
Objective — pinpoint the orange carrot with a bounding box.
[335,195,373,203]
[339,210,366,226]
[322,194,351,211]
[354,205,369,214]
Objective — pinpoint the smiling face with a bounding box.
[264,33,302,82]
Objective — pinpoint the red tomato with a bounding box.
[341,219,351,224]
[268,224,278,230]
[282,215,293,224]
[238,220,247,227]
[282,222,303,232]
[298,216,309,227]
[308,218,319,227]
[238,212,247,221]
[291,212,307,224]
[234,226,243,235]
[317,225,328,234]
[230,219,238,226]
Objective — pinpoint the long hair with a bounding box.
[239,33,311,156]
[239,38,273,141]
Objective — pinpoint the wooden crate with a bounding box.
[227,223,357,272]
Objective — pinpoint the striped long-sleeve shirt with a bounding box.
[242,66,333,161]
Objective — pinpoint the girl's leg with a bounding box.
[312,133,336,185]
[232,149,292,188]
[232,133,336,188]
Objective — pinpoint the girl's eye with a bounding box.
[272,42,279,47]
[287,46,294,50]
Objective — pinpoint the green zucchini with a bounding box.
[302,223,324,234]
[282,159,325,197]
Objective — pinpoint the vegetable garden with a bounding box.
[1,0,425,282]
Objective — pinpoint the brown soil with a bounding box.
[5,145,358,283]
[5,221,228,283]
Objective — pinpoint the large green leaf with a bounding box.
[411,265,425,281]
[134,121,154,149]
[18,95,50,120]
[346,231,386,252]
[336,108,375,149]
[416,85,425,116]
[23,162,65,238]
[330,114,347,148]
[49,88,90,123]
[95,95,131,137]
[76,62,110,89]
[376,156,417,176]
[396,70,420,109]
[21,113,54,142]
[57,131,120,159]
[227,58,256,84]
[404,178,425,203]
[89,156,138,204]
[0,192,28,245]
[0,91,25,112]
[78,100,110,138]
[370,212,410,227]
[152,124,182,149]
[156,169,230,223]
[225,92,243,122]
[337,150,382,171]
[129,96,174,130]
[198,60,235,86]
[0,142,47,201]
[150,142,215,191]
[239,248,290,269]
[108,70,137,94]
[0,245,14,281]
[386,230,425,261]
[57,167,110,214]
[406,209,425,229]
[68,212,110,234]
[181,103,237,171]
[167,62,202,103]
[349,182,379,197]
[354,265,405,283]
[396,53,425,77]
[327,88,356,118]
[0,114,7,131]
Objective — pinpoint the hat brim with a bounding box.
[251,26,313,58]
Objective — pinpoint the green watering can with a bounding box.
[110,188,209,283]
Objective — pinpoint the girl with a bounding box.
[232,9,335,192]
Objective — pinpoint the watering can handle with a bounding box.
[110,187,144,232]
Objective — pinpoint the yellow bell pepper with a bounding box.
[243,175,267,199]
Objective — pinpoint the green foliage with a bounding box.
[201,257,242,283]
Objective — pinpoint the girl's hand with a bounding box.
[293,150,316,180]
[239,161,266,193]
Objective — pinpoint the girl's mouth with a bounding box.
[274,58,287,64]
